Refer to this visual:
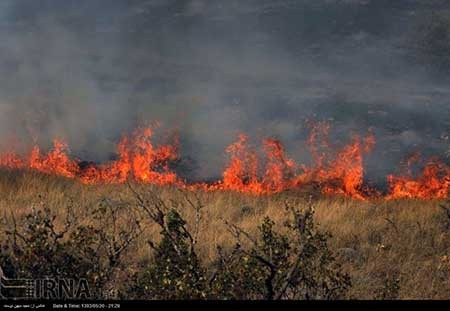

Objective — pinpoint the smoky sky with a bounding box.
[0,0,448,182]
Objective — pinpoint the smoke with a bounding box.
[0,0,448,181]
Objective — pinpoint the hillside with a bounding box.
[0,170,448,299]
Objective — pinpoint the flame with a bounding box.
[0,126,181,186]
[209,134,298,194]
[306,134,376,200]
[216,134,264,194]
[29,139,80,179]
[207,125,376,199]
[262,138,297,193]
[0,152,24,169]
[386,156,450,199]
[0,122,447,200]
[294,122,377,200]
[79,127,181,185]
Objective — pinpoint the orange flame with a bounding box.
[218,134,264,194]
[209,134,299,194]
[0,122,447,200]
[79,127,181,185]
[29,139,80,179]
[0,126,181,186]
[295,122,377,200]
[0,152,24,169]
[386,156,450,200]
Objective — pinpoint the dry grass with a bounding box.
[0,169,449,299]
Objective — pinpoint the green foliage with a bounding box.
[127,209,207,300]
[284,207,352,300]
[4,207,100,281]
[209,218,291,299]
[209,206,351,300]
[0,199,142,299]
[0,193,351,300]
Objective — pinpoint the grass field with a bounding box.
[0,169,449,299]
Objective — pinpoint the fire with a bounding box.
[29,139,79,179]
[0,122,448,200]
[386,156,450,200]
[312,134,377,200]
[295,122,377,200]
[79,127,181,185]
[262,138,297,193]
[207,125,377,199]
[215,134,264,194]
[208,134,298,194]
[0,126,181,186]
[0,152,24,169]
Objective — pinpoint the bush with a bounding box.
[208,204,351,300]
[126,209,207,299]
[0,188,351,300]
[0,198,142,299]
[126,194,351,300]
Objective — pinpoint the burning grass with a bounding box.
[0,170,449,299]
[0,122,448,200]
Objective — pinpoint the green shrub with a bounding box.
[0,189,351,300]
[0,198,142,299]
[127,209,207,299]
[127,198,351,300]
[209,205,351,300]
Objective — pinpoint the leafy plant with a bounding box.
[209,203,351,300]
[0,197,142,298]
[127,209,207,299]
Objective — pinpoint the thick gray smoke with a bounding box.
[0,0,448,182]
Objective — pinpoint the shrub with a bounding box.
[0,187,351,300]
[209,204,351,300]
[127,209,207,299]
[0,198,142,299]
[127,192,351,300]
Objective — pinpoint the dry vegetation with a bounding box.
[0,169,449,299]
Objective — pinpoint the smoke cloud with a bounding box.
[0,0,448,182]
